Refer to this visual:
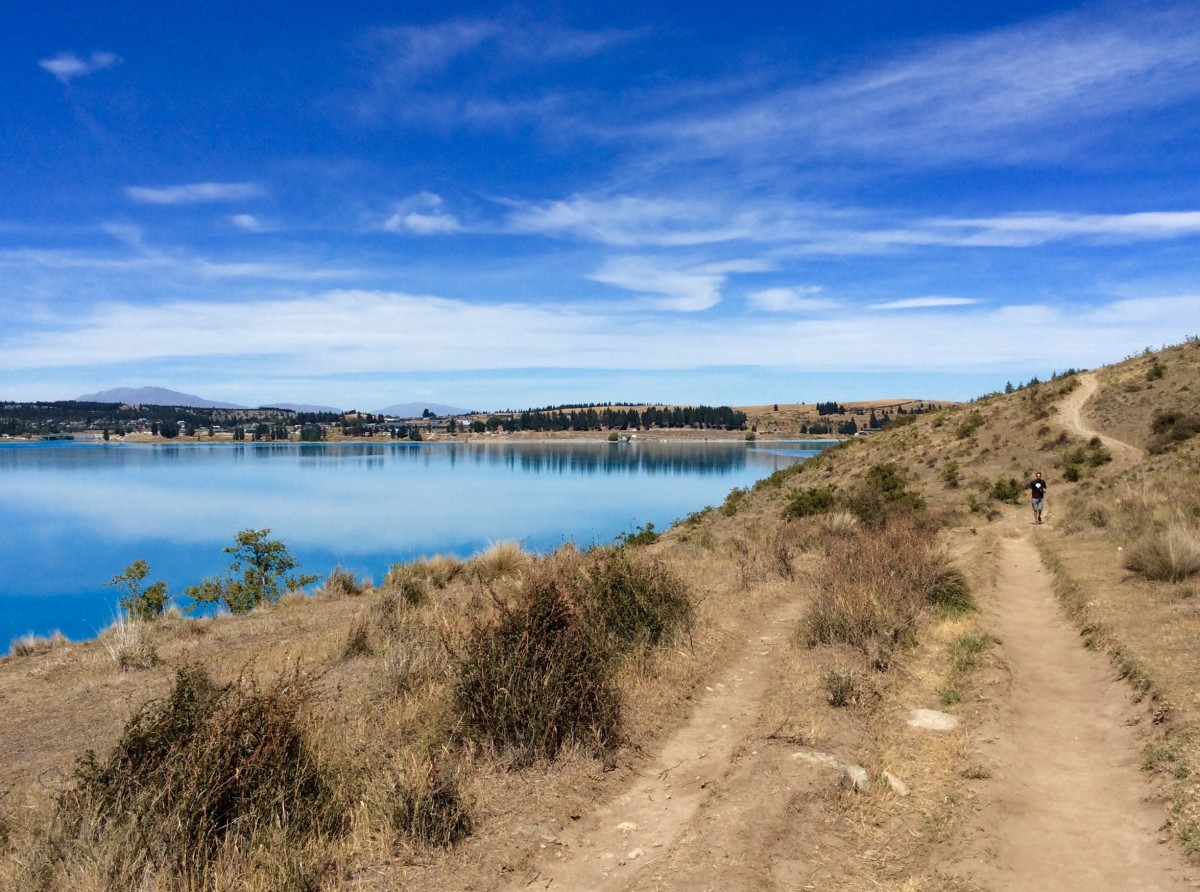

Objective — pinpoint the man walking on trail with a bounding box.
[1029,471,1047,524]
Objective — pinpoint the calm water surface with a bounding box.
[0,439,829,644]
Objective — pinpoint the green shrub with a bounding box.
[927,565,974,614]
[48,666,343,887]
[617,522,660,546]
[722,487,748,516]
[106,559,169,622]
[185,529,317,613]
[940,461,962,489]
[1149,409,1200,452]
[783,485,836,519]
[841,463,925,526]
[989,477,1023,504]
[454,569,621,766]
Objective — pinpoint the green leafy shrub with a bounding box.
[940,461,962,489]
[783,485,836,519]
[989,477,1023,504]
[185,529,317,614]
[617,522,660,546]
[454,569,621,766]
[722,487,748,516]
[106,559,169,621]
[47,666,344,887]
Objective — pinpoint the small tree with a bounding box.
[185,529,317,614]
[107,559,169,621]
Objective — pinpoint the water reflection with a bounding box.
[0,440,828,642]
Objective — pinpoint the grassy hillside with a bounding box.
[1,339,1197,890]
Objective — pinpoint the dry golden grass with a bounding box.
[5,338,1200,888]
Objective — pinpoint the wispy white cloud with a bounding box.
[505,195,782,246]
[125,182,265,205]
[747,286,836,313]
[643,7,1200,167]
[589,256,769,311]
[3,290,1197,380]
[351,18,640,129]
[870,296,980,310]
[382,193,462,235]
[229,214,270,233]
[364,18,638,84]
[39,51,120,84]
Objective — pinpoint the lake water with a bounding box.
[0,439,829,645]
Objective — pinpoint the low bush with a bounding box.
[956,410,984,439]
[822,668,867,708]
[617,522,660,546]
[454,568,621,766]
[106,559,169,621]
[721,487,748,516]
[43,665,344,888]
[783,485,835,519]
[1149,409,1200,453]
[1123,522,1200,582]
[582,546,693,654]
[989,477,1024,504]
[841,463,925,527]
[342,618,373,659]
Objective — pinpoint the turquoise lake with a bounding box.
[0,439,829,645]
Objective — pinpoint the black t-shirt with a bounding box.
[1030,478,1047,499]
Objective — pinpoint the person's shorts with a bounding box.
[1032,498,1044,511]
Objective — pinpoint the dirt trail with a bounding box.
[503,598,805,891]
[1057,372,1146,461]
[963,531,1195,891]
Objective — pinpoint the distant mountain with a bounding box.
[263,403,343,414]
[76,387,248,409]
[379,401,469,418]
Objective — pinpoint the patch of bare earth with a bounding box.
[955,529,1194,890]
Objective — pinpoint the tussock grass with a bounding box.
[7,631,68,658]
[470,540,531,583]
[800,517,970,668]
[32,665,345,890]
[382,563,429,606]
[320,565,366,599]
[99,617,158,671]
[1124,521,1200,582]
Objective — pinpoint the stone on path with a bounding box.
[907,708,959,731]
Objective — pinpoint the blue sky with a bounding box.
[3,1,1199,411]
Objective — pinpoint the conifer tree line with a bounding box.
[471,404,748,433]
